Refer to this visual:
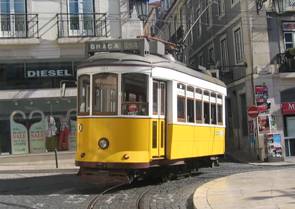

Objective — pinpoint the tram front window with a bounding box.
[93,73,118,115]
[78,75,90,114]
[121,73,148,115]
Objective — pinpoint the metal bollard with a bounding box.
[54,149,59,168]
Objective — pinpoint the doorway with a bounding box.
[151,80,166,158]
[285,116,295,156]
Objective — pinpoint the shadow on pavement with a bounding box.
[0,174,108,195]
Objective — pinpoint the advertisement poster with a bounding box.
[255,85,269,114]
[265,133,282,158]
[269,115,277,131]
[10,111,29,154]
[29,111,46,153]
[258,115,270,133]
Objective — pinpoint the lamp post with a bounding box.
[129,0,149,21]
[256,0,267,14]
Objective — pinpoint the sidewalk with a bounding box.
[0,151,78,171]
[193,158,295,209]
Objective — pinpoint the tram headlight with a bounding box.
[98,138,109,150]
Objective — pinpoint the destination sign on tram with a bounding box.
[86,38,147,56]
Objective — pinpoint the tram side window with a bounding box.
[93,73,118,115]
[195,88,202,123]
[203,91,210,124]
[78,75,90,114]
[177,83,186,122]
[153,82,158,115]
[211,93,217,125]
[187,86,194,123]
[217,95,223,125]
[160,83,166,115]
[122,73,148,115]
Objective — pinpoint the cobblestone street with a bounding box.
[1,162,292,209]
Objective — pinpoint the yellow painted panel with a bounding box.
[150,119,165,158]
[76,118,151,163]
[167,124,225,160]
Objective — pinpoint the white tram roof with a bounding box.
[78,52,226,88]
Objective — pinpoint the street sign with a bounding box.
[248,106,259,118]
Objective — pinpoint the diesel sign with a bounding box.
[26,69,72,78]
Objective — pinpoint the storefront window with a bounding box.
[0,98,77,155]
[78,75,90,114]
[121,73,148,115]
[93,73,118,115]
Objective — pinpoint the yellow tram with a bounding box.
[76,39,227,180]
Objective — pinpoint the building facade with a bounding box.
[154,0,295,161]
[0,0,144,155]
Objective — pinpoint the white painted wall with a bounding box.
[0,0,143,61]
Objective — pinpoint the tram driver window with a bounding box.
[78,75,90,114]
[203,91,210,124]
[121,73,148,115]
[177,83,186,122]
[93,73,118,115]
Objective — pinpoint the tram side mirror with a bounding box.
[60,83,66,98]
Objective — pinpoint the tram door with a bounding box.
[151,81,166,158]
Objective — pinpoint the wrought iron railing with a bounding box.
[219,66,247,84]
[57,13,107,38]
[0,14,39,38]
[277,51,295,73]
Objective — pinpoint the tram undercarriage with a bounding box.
[77,156,221,183]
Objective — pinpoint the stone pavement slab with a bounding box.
[194,168,295,209]
[0,151,78,171]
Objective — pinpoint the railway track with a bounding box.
[86,182,129,209]
[135,187,153,209]
[85,180,155,209]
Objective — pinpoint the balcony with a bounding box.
[270,0,295,14]
[169,26,184,44]
[219,65,247,85]
[57,13,107,38]
[0,14,39,39]
[277,49,295,73]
